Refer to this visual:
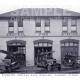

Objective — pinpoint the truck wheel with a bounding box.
[63,61,67,66]
[73,63,78,68]
[7,67,12,73]
[17,63,21,68]
[36,64,39,67]
[36,62,39,67]
[58,67,61,71]
[47,64,51,71]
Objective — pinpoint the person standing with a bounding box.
[37,50,40,62]
[45,50,48,59]
[41,49,44,61]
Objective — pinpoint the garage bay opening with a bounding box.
[60,39,79,65]
[7,40,26,66]
[34,39,53,65]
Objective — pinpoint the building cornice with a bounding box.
[0,35,80,38]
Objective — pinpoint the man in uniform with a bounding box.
[37,50,40,62]
[63,52,69,64]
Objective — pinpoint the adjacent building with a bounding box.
[0,8,80,66]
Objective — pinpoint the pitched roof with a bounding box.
[0,8,80,17]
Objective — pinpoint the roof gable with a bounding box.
[0,8,80,17]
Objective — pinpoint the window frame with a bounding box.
[62,18,68,26]
[44,19,50,32]
[71,19,77,26]
[8,20,14,27]
[35,19,41,27]
[71,19,77,33]
[62,18,68,35]
[35,19,41,32]
[45,19,50,27]
[18,20,23,27]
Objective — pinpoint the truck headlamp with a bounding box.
[5,63,9,66]
[56,61,58,63]
[52,62,53,64]
[11,62,15,64]
[77,61,80,63]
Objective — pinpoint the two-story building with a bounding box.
[0,8,80,66]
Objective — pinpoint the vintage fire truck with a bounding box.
[36,51,61,71]
[0,50,25,72]
[63,54,80,68]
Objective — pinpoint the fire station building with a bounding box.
[0,8,80,66]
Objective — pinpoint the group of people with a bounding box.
[63,52,76,63]
[37,49,48,55]
[36,49,52,62]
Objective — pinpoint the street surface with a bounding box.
[1,66,80,74]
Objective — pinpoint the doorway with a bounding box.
[60,39,79,64]
[34,39,53,65]
[7,40,26,65]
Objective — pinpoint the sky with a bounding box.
[0,0,80,14]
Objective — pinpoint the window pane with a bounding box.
[17,43,21,45]
[74,43,78,46]
[65,42,69,46]
[36,27,41,31]
[70,42,73,46]
[61,43,65,46]
[18,27,23,31]
[35,19,41,27]
[9,27,14,31]
[62,27,67,31]
[39,43,43,46]
[71,26,76,31]
[18,20,23,27]
[12,43,16,45]
[44,43,48,46]
[34,43,38,47]
[71,19,77,26]
[9,20,14,27]
[48,43,52,46]
[45,27,50,31]
[62,19,68,26]
[45,19,50,27]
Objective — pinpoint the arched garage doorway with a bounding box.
[6,40,26,65]
[60,39,79,64]
[34,39,53,65]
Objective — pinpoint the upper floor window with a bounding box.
[8,20,14,27]
[35,19,41,32]
[17,20,24,36]
[62,26,68,35]
[62,18,68,26]
[71,26,77,32]
[18,20,23,27]
[71,19,77,26]
[71,19,77,35]
[62,18,68,35]
[8,20,14,36]
[45,19,50,32]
